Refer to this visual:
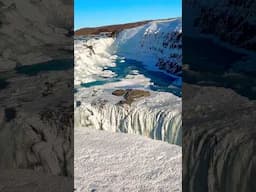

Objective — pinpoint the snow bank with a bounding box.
[75,128,181,192]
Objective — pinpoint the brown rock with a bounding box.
[115,89,150,105]
[124,89,150,101]
[112,89,126,96]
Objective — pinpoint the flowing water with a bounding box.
[16,59,73,76]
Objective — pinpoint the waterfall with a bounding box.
[75,89,182,145]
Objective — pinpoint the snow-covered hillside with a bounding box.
[112,18,182,75]
[75,128,181,191]
[75,88,182,145]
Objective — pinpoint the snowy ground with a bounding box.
[75,128,182,192]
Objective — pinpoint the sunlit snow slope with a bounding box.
[112,18,182,75]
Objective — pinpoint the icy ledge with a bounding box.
[75,128,182,192]
[75,88,182,145]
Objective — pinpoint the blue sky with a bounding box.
[75,0,181,29]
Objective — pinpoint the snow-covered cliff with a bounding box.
[112,18,182,75]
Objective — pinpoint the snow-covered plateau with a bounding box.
[75,128,181,192]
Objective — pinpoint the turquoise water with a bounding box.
[82,58,182,97]
[0,78,8,90]
[16,59,73,76]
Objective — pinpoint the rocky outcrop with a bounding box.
[113,89,150,105]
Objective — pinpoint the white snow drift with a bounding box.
[75,128,181,192]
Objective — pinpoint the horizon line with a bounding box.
[75,17,182,31]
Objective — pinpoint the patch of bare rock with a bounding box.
[112,89,150,105]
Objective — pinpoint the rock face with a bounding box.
[75,88,182,145]
[75,128,182,192]
[113,89,150,105]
